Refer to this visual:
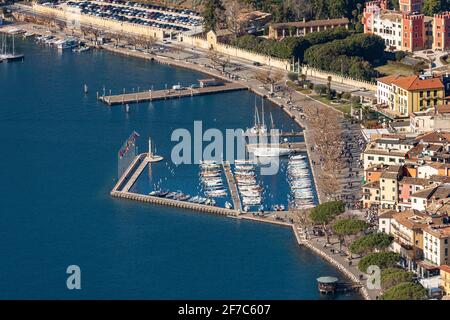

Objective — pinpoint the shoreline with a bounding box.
[99,45,372,300]
[2,21,371,299]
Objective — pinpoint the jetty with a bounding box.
[98,82,247,106]
[246,131,304,138]
[222,161,241,212]
[246,141,307,152]
[111,153,240,217]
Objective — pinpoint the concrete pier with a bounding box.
[222,161,241,212]
[99,82,247,106]
[111,153,239,217]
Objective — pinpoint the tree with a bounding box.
[287,72,299,82]
[314,84,327,96]
[358,252,401,273]
[135,34,156,51]
[381,268,415,291]
[328,0,347,18]
[254,69,283,92]
[423,0,442,16]
[332,218,368,252]
[326,75,332,94]
[225,0,245,40]
[349,232,393,255]
[381,283,427,300]
[208,51,230,72]
[202,0,225,32]
[309,200,345,243]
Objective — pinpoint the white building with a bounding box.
[371,10,403,51]
[423,225,450,266]
[410,105,450,133]
[417,164,440,179]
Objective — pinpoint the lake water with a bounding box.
[0,37,361,299]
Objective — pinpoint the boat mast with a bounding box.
[270,112,274,130]
[254,96,257,128]
[261,98,265,128]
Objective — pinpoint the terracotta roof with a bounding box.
[379,209,396,219]
[380,171,398,179]
[399,177,430,186]
[392,209,429,229]
[441,265,450,274]
[377,74,402,85]
[391,75,444,91]
[411,186,438,199]
[430,175,450,183]
[366,164,388,172]
[437,104,450,114]
[415,131,450,144]
[425,225,450,238]
[363,180,380,189]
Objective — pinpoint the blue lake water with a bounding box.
[0,38,361,299]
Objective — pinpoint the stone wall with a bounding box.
[300,65,377,91]
[178,33,290,71]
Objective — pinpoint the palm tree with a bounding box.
[300,73,307,87]
[326,76,332,94]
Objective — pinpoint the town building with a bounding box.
[362,135,415,169]
[399,0,424,14]
[375,74,444,116]
[423,224,450,266]
[440,265,450,295]
[363,0,450,52]
[379,209,429,271]
[433,12,450,50]
[410,104,450,133]
[267,18,349,40]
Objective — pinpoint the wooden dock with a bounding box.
[222,161,242,212]
[98,82,247,106]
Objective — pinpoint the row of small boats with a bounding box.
[199,160,227,198]
[234,160,263,209]
[287,154,315,209]
[35,35,91,52]
[148,190,217,206]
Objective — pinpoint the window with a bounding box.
[368,156,374,160]
[389,158,396,162]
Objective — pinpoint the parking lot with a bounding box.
[51,0,203,33]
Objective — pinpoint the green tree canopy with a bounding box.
[202,0,225,32]
[349,232,393,255]
[358,252,401,273]
[332,218,368,236]
[381,268,415,291]
[423,0,442,16]
[232,27,352,62]
[309,200,345,225]
[381,282,427,300]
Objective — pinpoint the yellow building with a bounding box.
[378,75,445,116]
[441,265,450,296]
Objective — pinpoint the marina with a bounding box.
[0,30,362,300]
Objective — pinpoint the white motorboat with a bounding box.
[251,146,291,157]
